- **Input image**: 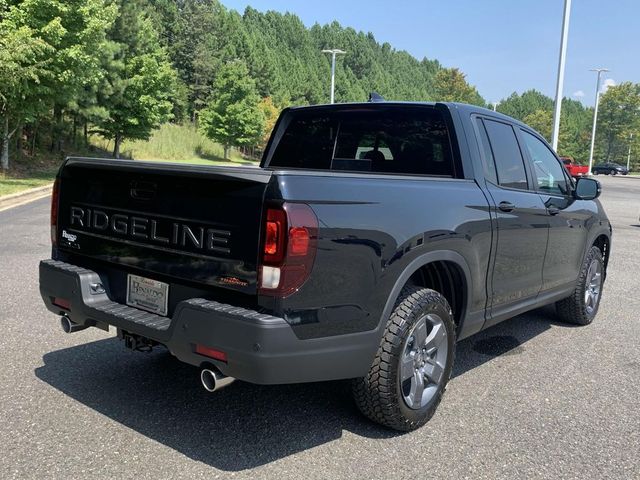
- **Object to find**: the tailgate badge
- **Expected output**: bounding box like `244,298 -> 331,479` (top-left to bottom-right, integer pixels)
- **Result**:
61,230 -> 80,249
219,276 -> 249,287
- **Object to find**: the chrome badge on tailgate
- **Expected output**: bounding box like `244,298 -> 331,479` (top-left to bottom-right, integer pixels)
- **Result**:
66,205 -> 231,257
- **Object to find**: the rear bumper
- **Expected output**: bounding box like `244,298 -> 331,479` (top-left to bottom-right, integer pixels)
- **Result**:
39,259 -> 377,384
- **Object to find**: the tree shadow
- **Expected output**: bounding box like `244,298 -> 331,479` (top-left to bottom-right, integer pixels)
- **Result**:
35,304 -> 571,471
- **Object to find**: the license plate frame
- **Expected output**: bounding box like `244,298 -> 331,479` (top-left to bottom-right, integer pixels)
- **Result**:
126,274 -> 169,316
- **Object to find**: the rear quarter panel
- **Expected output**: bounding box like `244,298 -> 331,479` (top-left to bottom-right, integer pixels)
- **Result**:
266,172 -> 493,339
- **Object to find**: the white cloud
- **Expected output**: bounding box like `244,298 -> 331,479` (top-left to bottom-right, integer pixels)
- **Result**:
601,78 -> 616,93
573,90 -> 585,98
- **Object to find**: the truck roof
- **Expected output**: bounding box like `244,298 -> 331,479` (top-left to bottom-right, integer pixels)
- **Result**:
286,101 -> 528,129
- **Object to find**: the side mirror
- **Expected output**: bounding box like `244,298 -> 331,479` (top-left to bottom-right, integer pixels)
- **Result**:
574,177 -> 601,200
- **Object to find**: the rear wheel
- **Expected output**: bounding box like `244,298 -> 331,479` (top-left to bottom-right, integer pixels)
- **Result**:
556,246 -> 604,325
610,169 -> 617,175
352,286 -> 456,431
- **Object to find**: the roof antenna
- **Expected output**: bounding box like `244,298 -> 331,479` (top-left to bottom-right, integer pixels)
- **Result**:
368,92 -> 385,103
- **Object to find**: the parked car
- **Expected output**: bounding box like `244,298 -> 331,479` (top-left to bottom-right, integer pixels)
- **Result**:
592,162 -> 629,175
40,101 -> 611,431
560,156 -> 589,178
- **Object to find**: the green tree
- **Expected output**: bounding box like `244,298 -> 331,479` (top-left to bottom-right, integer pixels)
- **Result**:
199,61 -> 265,159
596,82 -> 640,163
497,90 -> 553,120
0,0 -> 115,168
258,96 -> 280,149
433,68 -> 485,106
14,0 -> 117,151
0,18 -> 52,169
523,109 -> 553,141
498,90 -> 592,161
94,0 -> 177,158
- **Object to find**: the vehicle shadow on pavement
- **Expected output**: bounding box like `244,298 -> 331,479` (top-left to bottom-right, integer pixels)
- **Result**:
453,305 -> 566,377
35,305 -> 569,471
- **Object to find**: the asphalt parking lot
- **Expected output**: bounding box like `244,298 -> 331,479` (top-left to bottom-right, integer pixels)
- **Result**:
1,175 -> 639,479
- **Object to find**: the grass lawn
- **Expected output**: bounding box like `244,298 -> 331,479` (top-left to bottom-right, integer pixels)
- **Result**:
89,123 -> 257,165
0,124 -> 259,198
0,170 -> 57,197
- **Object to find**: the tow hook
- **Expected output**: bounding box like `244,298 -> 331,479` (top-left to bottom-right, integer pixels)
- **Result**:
119,330 -> 156,352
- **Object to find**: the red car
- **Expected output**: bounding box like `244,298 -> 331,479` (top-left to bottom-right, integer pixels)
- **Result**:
561,156 -> 589,178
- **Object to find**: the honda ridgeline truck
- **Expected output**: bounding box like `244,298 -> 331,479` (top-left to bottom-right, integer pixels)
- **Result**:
40,101 -> 611,431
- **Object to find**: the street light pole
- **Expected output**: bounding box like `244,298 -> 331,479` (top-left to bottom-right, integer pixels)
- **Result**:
628,133 -> 633,171
322,49 -> 346,104
551,0 -> 572,151
587,68 -> 610,174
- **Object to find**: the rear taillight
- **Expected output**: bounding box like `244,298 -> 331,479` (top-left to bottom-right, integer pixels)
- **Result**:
259,203 -> 318,297
50,178 -> 60,247
263,208 -> 286,263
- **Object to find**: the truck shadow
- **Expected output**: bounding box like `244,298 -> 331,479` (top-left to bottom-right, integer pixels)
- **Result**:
35,305 -> 565,471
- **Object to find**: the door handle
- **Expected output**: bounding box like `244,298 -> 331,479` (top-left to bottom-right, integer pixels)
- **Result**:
498,201 -> 515,212
547,206 -> 560,216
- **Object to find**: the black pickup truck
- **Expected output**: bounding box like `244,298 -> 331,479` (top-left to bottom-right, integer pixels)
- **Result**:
40,101 -> 611,431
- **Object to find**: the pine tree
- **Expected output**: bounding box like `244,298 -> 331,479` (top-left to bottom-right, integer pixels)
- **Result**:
199,60 -> 265,159
94,0 -> 178,158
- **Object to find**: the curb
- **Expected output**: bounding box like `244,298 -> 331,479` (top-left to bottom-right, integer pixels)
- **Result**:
0,183 -> 53,212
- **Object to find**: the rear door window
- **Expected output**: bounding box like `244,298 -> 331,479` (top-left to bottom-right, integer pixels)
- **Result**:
475,118 -> 498,184
483,119 -> 529,190
268,107 -> 456,176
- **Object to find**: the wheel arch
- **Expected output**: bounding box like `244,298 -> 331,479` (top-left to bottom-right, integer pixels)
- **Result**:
592,233 -> 611,275
378,250 -> 472,338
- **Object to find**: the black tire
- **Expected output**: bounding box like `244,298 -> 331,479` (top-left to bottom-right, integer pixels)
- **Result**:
593,170 -> 599,175
610,169 -> 617,175
352,285 -> 456,431
556,246 -> 605,325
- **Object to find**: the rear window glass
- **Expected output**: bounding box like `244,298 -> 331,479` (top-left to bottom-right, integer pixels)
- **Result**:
267,107 -> 455,176
483,119 -> 528,190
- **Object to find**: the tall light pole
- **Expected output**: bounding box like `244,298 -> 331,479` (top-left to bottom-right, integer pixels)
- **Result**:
551,0 -> 572,151
628,133 -> 633,171
588,68 -> 610,174
322,49 -> 346,104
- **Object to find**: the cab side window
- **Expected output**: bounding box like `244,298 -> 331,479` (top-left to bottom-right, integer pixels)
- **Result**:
483,119 -> 529,190
520,130 -> 569,196
475,118 -> 498,184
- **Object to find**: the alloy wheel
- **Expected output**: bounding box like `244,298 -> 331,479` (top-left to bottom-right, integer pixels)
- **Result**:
400,314 -> 448,410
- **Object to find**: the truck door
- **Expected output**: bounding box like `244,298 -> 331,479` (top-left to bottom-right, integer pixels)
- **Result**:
475,118 -> 549,326
518,128 -> 589,291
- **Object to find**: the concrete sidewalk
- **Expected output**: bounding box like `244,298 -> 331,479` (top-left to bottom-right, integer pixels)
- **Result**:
0,183 -> 53,212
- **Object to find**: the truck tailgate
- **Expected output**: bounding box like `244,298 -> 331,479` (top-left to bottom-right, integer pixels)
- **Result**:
56,158 -> 271,294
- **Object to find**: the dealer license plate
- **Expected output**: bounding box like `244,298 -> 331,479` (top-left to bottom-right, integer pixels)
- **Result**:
126,274 -> 169,316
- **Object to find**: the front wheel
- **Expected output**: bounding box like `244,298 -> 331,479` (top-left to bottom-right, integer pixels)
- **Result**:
556,246 -> 605,325
610,169 -> 617,175
352,286 -> 456,431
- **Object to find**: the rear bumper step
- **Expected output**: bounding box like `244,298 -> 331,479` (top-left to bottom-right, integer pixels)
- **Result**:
39,259 -> 376,384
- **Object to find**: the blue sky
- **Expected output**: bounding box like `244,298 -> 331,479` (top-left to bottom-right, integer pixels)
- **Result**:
222,0 -> 638,106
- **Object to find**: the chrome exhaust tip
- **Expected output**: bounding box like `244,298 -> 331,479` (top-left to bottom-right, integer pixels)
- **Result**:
60,315 -> 88,334
200,367 -> 235,392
